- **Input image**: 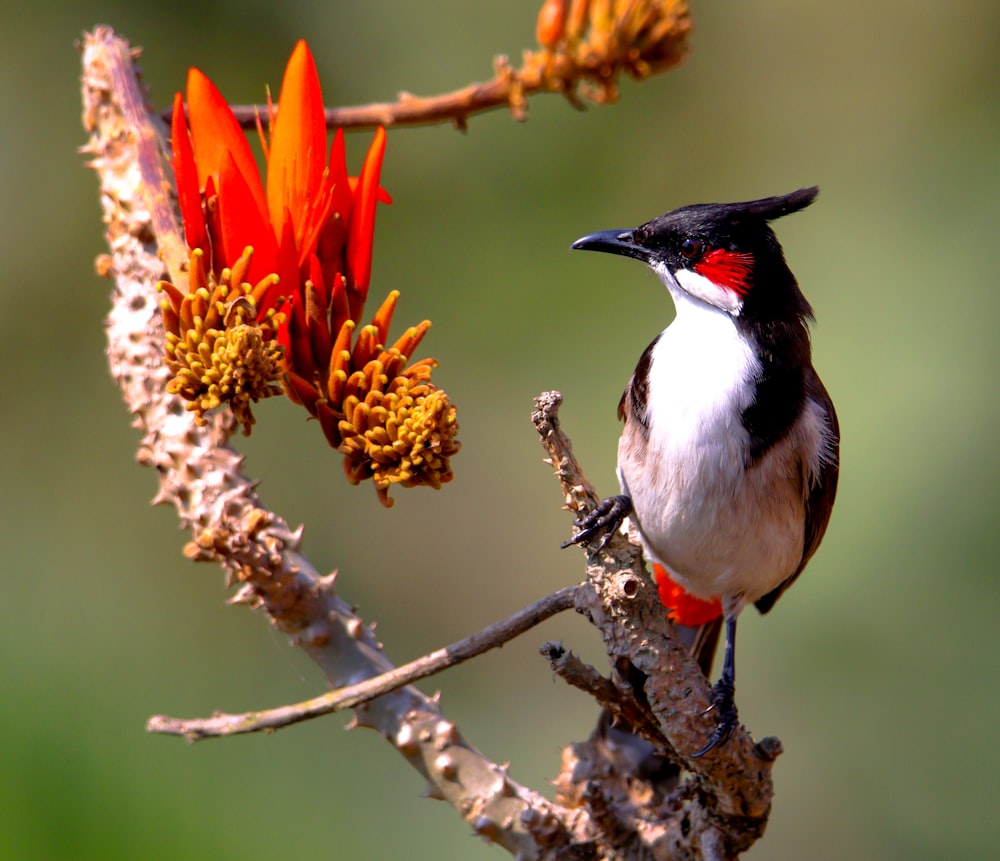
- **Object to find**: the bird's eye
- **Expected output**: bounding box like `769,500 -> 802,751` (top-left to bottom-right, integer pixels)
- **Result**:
680,238 -> 703,261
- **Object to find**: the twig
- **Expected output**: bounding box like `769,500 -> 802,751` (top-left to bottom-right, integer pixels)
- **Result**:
150,586 -> 578,740
541,641 -> 621,705
175,0 -> 692,131
227,56 -> 533,131
540,641 -> 671,753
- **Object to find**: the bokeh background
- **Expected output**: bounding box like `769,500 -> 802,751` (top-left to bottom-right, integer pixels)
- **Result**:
2,1 -> 998,858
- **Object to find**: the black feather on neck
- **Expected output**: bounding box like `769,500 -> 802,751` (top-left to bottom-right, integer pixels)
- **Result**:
735,254 -> 814,463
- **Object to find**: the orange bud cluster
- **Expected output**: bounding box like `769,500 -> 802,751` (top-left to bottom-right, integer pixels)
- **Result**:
532,0 -> 691,102
341,383 -> 459,503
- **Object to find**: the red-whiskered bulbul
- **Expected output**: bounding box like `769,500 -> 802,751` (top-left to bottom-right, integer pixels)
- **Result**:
564,187 -> 840,756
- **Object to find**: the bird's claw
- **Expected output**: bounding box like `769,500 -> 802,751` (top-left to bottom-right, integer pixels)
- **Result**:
691,677 -> 739,758
561,494 -> 633,550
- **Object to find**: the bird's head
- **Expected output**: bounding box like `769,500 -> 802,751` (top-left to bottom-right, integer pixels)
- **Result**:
572,187 -> 818,320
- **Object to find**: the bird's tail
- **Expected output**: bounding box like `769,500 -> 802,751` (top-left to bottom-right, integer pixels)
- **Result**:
673,615 -> 723,679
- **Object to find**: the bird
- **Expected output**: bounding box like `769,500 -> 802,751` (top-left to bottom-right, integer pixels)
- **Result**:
563,187 -> 839,756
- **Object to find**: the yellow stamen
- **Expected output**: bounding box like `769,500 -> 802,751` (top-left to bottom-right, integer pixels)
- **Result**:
158,248 -> 285,434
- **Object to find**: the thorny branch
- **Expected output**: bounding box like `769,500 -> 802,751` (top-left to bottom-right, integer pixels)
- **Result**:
82,15 -> 778,858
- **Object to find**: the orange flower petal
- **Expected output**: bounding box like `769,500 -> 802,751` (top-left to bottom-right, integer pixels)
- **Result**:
263,217 -> 301,313
274,293 -> 294,354
327,129 -> 353,227
287,287 -> 317,377
316,401 -> 342,447
304,280 -> 333,371
352,325 -> 381,369
330,319 -> 356,361
390,320 -> 431,359
347,177 -> 392,205
326,271 -> 350,337
305,254 -> 327,312
537,0 -> 569,49
284,370 -> 320,411
317,215 -> 348,311
346,126 -> 387,319
157,279 -> 186,313
399,357 -> 437,381
216,150 -> 279,282
369,290 -> 399,347
170,92 -> 207,255
314,131 -> 354,300
186,68 -> 268,221
202,176 -> 224,277
297,189 -> 339,272
266,41 -> 328,254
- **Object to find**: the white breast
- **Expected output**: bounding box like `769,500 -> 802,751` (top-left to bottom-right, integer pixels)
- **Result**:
617,282 -> 811,605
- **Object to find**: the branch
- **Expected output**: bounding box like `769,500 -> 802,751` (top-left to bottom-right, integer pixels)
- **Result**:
149,586 -> 577,740
209,0 -> 692,131
541,641 -> 672,755
533,391 -> 779,858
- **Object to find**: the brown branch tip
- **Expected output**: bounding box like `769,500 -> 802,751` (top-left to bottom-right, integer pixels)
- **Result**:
220,0 -> 692,130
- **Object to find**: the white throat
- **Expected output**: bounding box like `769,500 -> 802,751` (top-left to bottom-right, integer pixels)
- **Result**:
656,263 -> 744,316
644,266 -> 760,443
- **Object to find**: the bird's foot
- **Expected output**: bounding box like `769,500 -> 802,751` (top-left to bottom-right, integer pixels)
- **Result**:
691,676 -> 739,758
561,495 -> 632,550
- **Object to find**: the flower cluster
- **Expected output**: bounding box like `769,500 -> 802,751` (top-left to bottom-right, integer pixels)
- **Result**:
160,41 -> 459,505
160,247 -> 285,434
533,0 -> 691,102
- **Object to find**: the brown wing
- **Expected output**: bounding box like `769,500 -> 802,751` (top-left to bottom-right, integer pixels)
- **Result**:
618,335 -> 659,429
754,369 -> 840,614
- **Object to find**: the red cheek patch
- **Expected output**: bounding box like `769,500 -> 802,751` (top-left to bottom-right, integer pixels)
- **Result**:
694,248 -> 755,296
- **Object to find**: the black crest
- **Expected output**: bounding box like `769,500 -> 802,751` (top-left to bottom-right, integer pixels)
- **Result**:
730,187 -> 819,221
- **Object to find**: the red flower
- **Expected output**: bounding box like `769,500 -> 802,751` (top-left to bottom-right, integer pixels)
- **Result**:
163,41 -> 459,505
171,40 -> 388,322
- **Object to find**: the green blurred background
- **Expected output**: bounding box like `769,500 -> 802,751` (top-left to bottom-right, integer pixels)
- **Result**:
2,1 -> 998,858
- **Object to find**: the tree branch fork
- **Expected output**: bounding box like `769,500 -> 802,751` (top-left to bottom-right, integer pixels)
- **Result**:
83,22 -> 775,860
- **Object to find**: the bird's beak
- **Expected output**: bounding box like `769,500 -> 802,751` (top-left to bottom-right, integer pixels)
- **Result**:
571,229 -> 651,264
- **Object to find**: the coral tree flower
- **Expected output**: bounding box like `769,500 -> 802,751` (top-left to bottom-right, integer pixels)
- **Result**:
652,563 -> 722,627
159,246 -> 286,435
160,40 -> 459,505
